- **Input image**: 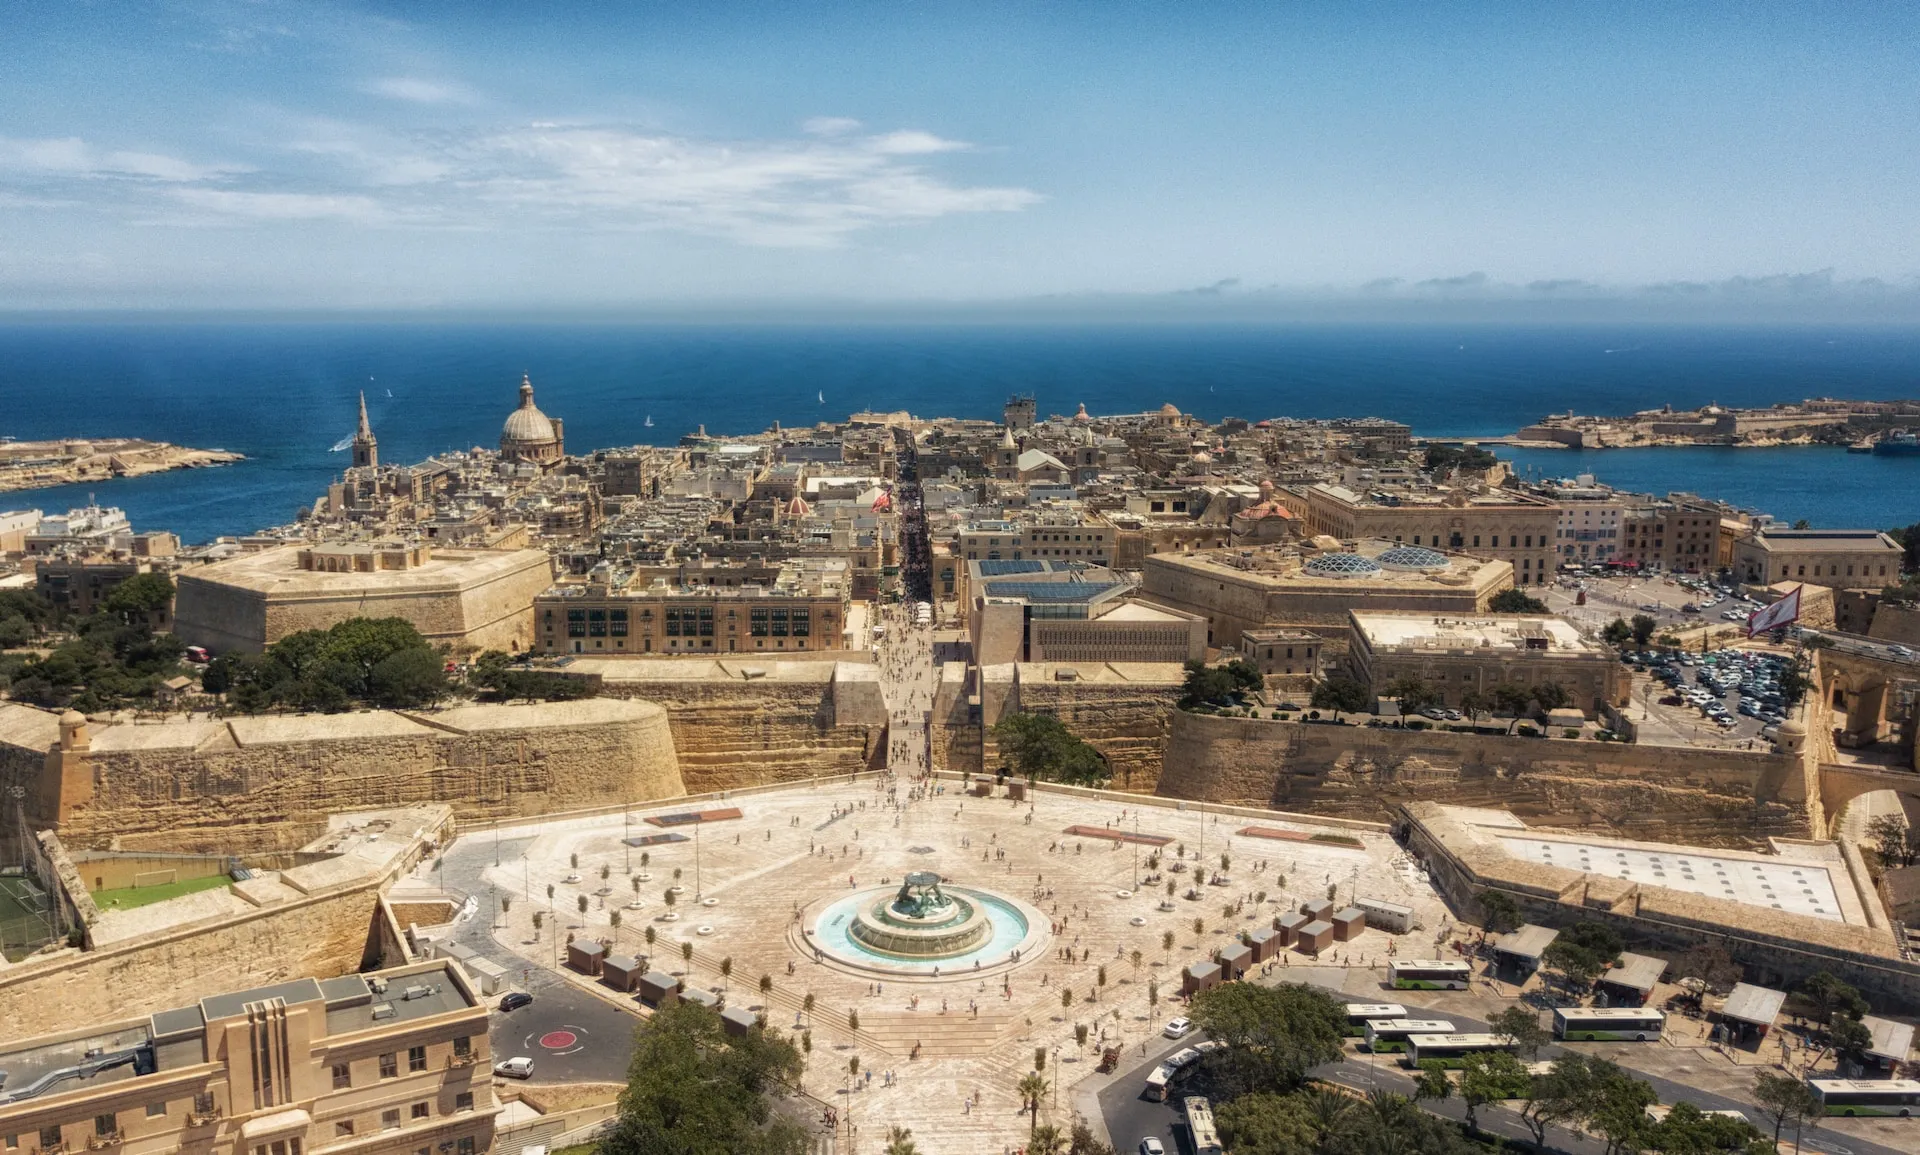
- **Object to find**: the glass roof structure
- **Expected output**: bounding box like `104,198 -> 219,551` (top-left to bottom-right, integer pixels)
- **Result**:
1302,552 -> 1383,577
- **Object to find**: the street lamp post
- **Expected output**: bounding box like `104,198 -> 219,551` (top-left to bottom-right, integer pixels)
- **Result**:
695,821 -> 703,901
624,804 -> 631,874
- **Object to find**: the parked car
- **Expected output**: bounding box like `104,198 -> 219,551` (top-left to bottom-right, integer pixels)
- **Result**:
493,1056 -> 535,1079
1163,1017 -> 1193,1039
1140,1140 -> 1167,1155
498,992 -> 533,1012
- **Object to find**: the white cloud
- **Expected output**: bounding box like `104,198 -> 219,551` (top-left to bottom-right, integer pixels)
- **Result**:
866,130 -> 966,155
0,137 -> 247,182
169,188 -> 388,223
802,117 -> 863,136
364,77 -> 481,106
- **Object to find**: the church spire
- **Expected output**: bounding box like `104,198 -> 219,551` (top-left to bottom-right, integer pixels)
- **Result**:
351,390 -> 378,470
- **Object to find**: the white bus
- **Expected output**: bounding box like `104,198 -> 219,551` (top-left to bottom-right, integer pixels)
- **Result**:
1388,959 -> 1472,990
1183,1096 -> 1224,1155
1807,1078 -> 1920,1118
1406,1033 -> 1519,1068
1142,1064 -> 1171,1102
1553,1007 -> 1666,1042
1362,1018 -> 1456,1054
1344,1003 -> 1409,1037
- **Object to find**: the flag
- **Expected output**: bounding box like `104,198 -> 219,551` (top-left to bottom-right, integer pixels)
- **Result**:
1746,585 -> 1801,637
871,490 -> 892,512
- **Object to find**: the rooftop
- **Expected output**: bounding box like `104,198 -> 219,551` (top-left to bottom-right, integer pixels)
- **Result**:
1352,612 -> 1593,653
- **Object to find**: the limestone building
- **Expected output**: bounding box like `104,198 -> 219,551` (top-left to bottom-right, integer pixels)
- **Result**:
0,960 -> 496,1155
499,374 -> 564,466
954,516 -> 1114,566
1731,528 -> 1904,590
1298,483 -> 1559,585
172,544 -> 553,654
1139,543 -> 1512,654
532,559 -> 851,656
967,565 -> 1206,666
1346,610 -> 1629,716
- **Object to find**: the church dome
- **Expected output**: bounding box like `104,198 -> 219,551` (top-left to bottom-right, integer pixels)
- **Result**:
502,375 -> 557,444
1159,403 -> 1181,417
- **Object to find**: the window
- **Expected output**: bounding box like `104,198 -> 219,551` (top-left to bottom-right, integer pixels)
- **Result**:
566,608 -> 586,637
698,607 -> 714,636
408,1045 -> 427,1073
458,1139 -> 477,1155
94,1114 -> 117,1138
193,1093 -> 216,1116
455,1092 -> 475,1113
610,609 -> 628,637
332,1063 -> 352,1089
588,608 -> 607,637
335,1121 -> 355,1138
411,1102 -> 430,1120
382,1109 -> 402,1132
379,1052 -> 397,1078
146,1102 -> 167,1118
40,1128 -> 61,1151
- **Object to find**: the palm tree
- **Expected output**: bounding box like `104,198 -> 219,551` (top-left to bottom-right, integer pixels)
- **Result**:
1016,1072 -> 1049,1133
1028,1122 -> 1067,1155
1304,1086 -> 1358,1147
884,1126 -> 918,1155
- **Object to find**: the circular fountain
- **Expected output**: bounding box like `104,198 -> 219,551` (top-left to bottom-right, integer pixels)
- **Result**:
807,871 -> 1045,975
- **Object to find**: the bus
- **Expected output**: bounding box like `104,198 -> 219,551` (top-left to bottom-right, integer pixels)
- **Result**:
1362,1019 -> 1456,1054
1388,960 -> 1472,990
1142,1065 -> 1171,1102
1344,1003 -> 1409,1037
1142,1045 -> 1214,1101
1406,1033 -> 1519,1068
1553,1007 -> 1666,1042
1807,1078 -> 1920,1118
1183,1096 -> 1224,1155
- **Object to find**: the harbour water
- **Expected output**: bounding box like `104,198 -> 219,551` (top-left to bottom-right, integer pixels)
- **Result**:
4,319 -> 1919,543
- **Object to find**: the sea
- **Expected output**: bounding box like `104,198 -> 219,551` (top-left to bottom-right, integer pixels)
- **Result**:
3,319 -> 1918,546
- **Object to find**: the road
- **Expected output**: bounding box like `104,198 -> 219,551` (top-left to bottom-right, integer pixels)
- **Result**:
437,835 -> 642,1085
1806,629 -> 1920,669
1096,985 -> 1904,1155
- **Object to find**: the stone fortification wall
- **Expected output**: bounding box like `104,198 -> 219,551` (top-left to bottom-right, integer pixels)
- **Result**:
1004,665 -> 1184,792
588,662 -> 882,792
1158,711 -> 1808,847
0,812 -> 442,1040
0,700 -> 683,856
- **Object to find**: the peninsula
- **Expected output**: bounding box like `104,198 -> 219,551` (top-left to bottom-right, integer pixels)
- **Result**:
1510,396 -> 1920,448
0,436 -> 242,494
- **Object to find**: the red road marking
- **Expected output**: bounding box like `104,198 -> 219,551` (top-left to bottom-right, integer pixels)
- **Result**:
538,1030 -> 578,1050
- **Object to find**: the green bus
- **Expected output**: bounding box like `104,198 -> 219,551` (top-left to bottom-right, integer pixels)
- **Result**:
1362,1018 -> 1455,1054
1405,1033 -> 1519,1069
1343,1003 -> 1408,1037
1388,960 -> 1472,990
1552,1007 -> 1665,1042
1807,1078 -> 1920,1118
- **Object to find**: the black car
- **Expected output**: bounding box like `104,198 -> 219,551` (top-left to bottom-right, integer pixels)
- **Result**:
498,992 -> 533,1012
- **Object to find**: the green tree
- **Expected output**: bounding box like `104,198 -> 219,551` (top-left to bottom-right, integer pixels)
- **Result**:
1491,588 -> 1549,613
1831,1013 -> 1873,1068
1751,1071 -> 1822,1148
1413,1059 -> 1453,1108
1630,614 -> 1659,647
1187,982 -> 1345,1100
1383,675 -> 1439,718
597,1001 -> 808,1155
1458,688 -> 1491,725
1647,1100 -> 1768,1155
1585,1060 -> 1658,1155
1893,520 -> 1920,573
1491,1006 -> 1549,1061
1798,970 -> 1869,1028
1027,1123 -> 1067,1155
992,711 -> 1110,786
1532,681 -> 1572,712
1520,1054 -> 1604,1154
1491,681 -> 1537,732
1016,1072 -> 1049,1133
884,1125 -> 918,1155
1866,813 -> 1920,868
1541,923 -> 1622,995
101,571 -> 175,624
1213,1090 -> 1319,1155
1180,660 -> 1243,709
1601,618 -> 1633,647
1476,888 -> 1523,934
1777,653 -> 1814,707
1309,676 -> 1372,721
1457,1049 -> 1530,1133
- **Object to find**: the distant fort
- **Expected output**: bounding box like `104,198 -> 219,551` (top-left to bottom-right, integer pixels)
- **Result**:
0,437 -> 242,494
1509,397 -> 1920,449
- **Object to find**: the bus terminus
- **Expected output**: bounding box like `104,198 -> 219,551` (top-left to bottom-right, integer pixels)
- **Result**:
1553,1007 -> 1666,1042
1388,959 -> 1472,990
1344,1003 -> 1409,1037
1362,1019 -> 1456,1054
1807,1079 -> 1920,1117
1405,1033 -> 1521,1068
1183,1096 -> 1225,1155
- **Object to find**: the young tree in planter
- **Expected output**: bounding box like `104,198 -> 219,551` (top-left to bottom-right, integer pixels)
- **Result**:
1752,1071 -> 1822,1148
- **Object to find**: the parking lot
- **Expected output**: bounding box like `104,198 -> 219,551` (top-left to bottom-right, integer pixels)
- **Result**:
1542,570 -> 1770,641
1629,648 -> 1796,749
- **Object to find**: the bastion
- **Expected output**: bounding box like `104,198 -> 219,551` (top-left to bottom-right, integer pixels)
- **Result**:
0,698 -> 684,857
172,542 -> 553,654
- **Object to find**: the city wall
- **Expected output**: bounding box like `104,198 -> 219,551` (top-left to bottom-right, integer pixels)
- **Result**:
0,700 -> 684,857
0,814 -> 441,1040
1156,711 -> 1808,847
943,662 -> 1185,790
587,661 -> 884,792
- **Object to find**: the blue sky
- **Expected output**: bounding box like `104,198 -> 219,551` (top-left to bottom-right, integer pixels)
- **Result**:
2,1 -> 1917,311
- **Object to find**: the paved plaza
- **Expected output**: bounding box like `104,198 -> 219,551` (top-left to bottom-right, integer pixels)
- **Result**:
469,777 -> 1443,1154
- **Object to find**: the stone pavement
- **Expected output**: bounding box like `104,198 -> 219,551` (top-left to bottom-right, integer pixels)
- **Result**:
468,778 -> 1442,1154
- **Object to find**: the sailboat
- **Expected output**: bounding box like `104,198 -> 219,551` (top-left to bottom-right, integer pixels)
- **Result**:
818,391 -> 825,404
644,415 -> 654,428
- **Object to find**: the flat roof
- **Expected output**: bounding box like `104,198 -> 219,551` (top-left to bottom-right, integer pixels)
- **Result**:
1496,836 -> 1847,922
1861,1015 -> 1915,1063
1353,612 -> 1593,653
1598,952 -> 1668,993
1719,983 -> 1787,1026
1495,924 -> 1560,961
